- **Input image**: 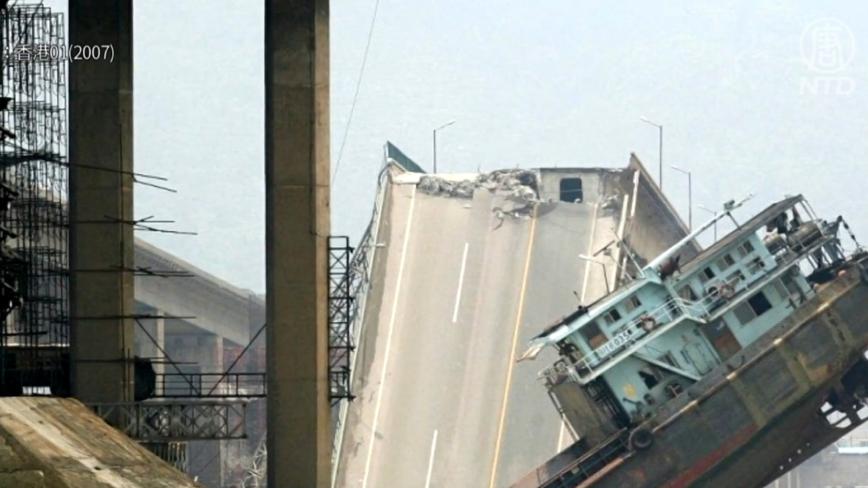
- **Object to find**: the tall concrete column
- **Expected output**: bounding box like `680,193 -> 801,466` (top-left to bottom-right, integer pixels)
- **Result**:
135,310 -> 165,395
196,333 -> 224,392
68,1 -> 135,405
265,1 -> 331,487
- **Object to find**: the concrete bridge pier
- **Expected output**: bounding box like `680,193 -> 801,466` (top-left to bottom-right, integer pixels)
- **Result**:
168,332 -> 226,488
265,0 -> 332,486
135,309 -> 166,395
68,0 -> 136,408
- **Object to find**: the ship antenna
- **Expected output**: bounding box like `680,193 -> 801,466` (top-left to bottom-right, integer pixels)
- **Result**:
645,193 -> 755,276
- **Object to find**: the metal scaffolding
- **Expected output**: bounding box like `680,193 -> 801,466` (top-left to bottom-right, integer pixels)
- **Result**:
328,235 -> 355,405
0,2 -> 69,397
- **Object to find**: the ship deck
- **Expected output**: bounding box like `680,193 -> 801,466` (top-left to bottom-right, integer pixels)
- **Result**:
513,255 -> 868,488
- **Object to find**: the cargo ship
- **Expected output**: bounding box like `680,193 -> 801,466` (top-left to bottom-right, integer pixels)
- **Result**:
511,194 -> 868,488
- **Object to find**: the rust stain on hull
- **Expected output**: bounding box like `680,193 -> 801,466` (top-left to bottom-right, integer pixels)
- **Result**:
519,262 -> 868,488
660,425 -> 757,488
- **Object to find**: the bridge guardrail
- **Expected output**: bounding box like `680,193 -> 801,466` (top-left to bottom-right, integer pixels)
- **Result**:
153,372 -> 267,398
330,154 -> 395,483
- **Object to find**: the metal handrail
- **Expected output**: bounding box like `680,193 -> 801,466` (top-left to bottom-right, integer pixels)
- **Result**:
331,159 -> 393,483
153,372 -> 266,398
543,274 -> 751,384
544,244 -> 824,386
577,296 -> 688,371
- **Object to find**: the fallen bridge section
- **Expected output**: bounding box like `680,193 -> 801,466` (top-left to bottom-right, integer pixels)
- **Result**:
333,143 -> 697,488
0,397 -> 203,488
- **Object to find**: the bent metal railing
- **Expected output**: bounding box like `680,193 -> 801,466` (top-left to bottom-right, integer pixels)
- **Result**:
540,274 -> 752,386
330,157 -> 395,484
541,241 -> 831,386
153,372 -> 266,398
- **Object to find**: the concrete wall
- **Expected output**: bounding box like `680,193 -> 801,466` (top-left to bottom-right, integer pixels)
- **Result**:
537,155 -> 699,285
622,153 -> 700,269
536,168 -> 617,204
0,397 -> 201,488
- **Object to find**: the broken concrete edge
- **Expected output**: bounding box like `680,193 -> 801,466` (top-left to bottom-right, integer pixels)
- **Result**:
0,397 -> 204,488
389,164 -> 541,202
627,153 -> 696,248
0,424 -> 52,488
331,160 -> 393,484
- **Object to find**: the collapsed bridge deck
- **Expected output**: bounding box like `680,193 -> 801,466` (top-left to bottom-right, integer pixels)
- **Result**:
333,144 -> 694,488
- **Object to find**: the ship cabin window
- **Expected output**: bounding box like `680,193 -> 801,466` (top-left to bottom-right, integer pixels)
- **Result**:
780,274 -> 802,298
772,280 -> 791,304
726,270 -> 746,286
557,339 -> 581,361
581,321 -> 607,349
602,309 -> 622,326
699,267 -> 716,283
639,365 -> 664,389
666,298 -> 682,319
774,275 -> 806,306
716,254 -> 736,272
737,240 -> 755,258
624,296 -> 642,313
733,291 -> 773,325
560,178 -> 583,203
748,291 -> 773,315
677,284 -> 697,301
748,257 -> 765,275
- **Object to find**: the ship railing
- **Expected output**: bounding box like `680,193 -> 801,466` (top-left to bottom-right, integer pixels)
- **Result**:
571,296 -> 685,376
686,272 -> 757,317
544,274 -> 756,385
540,358 -> 582,387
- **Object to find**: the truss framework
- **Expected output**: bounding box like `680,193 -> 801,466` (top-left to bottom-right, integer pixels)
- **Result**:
88,401 -> 248,441
328,235 -> 355,405
0,1 -> 70,396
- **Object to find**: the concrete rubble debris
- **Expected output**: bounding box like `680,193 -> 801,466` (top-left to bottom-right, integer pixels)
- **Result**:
417,169 -> 541,202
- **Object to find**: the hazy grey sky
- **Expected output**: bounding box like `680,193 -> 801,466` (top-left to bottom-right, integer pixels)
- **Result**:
46,0 -> 868,293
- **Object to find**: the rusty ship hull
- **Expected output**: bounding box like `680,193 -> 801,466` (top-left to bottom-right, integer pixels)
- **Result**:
512,256 -> 868,488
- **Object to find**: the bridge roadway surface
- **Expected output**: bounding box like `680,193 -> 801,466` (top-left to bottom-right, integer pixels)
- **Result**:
337,177 -> 616,488
134,238 -> 263,347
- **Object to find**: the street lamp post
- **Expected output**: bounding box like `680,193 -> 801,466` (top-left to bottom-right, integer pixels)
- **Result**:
698,205 -> 718,241
640,117 -> 663,189
671,165 -> 692,231
433,119 -> 456,174
578,254 -> 610,294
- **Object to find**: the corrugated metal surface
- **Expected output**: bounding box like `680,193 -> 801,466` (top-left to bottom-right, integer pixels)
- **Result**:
0,397 -> 202,488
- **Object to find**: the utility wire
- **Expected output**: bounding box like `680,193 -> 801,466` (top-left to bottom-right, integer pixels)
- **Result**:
332,0 -> 381,186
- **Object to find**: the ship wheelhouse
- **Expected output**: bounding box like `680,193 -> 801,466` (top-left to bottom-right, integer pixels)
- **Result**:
522,194 -> 861,441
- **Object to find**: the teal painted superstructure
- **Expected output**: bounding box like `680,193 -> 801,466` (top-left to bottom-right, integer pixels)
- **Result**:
522,194 -> 852,430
